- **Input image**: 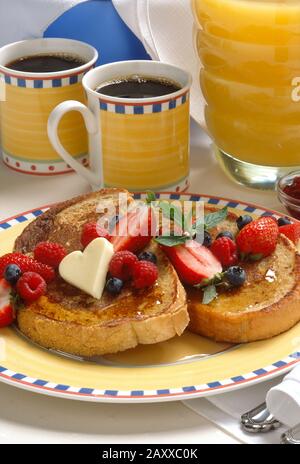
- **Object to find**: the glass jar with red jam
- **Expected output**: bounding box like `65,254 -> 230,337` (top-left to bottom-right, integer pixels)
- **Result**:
277,171 -> 300,219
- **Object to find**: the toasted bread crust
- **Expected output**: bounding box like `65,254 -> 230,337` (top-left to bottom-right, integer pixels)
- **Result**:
17,271 -> 188,357
14,188 -> 131,254
188,235 -> 300,343
14,189 -> 189,356
14,191 -> 300,348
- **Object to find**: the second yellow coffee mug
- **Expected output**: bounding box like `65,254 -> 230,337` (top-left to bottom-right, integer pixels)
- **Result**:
48,61 -> 192,191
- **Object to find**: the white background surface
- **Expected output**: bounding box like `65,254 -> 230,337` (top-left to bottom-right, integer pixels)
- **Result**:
0,122 -> 286,444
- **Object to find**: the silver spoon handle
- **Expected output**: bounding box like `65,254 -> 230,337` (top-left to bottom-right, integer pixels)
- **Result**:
241,402 -> 281,433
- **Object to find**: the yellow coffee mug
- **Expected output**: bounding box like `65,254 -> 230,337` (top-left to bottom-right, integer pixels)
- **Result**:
48,61 -> 192,191
0,38 -> 98,175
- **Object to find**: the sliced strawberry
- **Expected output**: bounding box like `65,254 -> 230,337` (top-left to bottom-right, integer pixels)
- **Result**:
161,240 -> 222,285
279,222 -> 300,244
0,279 -> 14,328
110,206 -> 156,253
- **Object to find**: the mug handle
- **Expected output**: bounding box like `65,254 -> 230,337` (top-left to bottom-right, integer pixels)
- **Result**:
47,100 -> 103,189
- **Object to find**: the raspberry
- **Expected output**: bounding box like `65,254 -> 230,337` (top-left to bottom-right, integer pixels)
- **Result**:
81,222 -> 111,248
0,253 -> 55,283
236,217 -> 279,259
109,251 -> 138,281
279,222 -> 300,244
34,242 -> 66,268
211,237 -> 238,268
16,272 -> 46,304
132,261 -> 158,289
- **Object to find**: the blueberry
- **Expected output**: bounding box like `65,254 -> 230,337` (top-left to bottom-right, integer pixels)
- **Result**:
194,230 -> 212,247
278,217 -> 291,227
109,215 -> 119,231
236,215 -> 253,230
216,231 -> 234,241
138,251 -> 157,264
225,266 -> 246,287
106,277 -> 123,295
203,230 -> 212,248
4,264 -> 22,285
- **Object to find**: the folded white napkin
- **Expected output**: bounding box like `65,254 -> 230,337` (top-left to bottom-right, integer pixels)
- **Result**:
267,364 -> 300,428
184,365 -> 300,444
113,0 -> 159,59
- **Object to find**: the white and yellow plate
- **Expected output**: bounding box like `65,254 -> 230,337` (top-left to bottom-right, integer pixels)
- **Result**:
0,192 -> 299,403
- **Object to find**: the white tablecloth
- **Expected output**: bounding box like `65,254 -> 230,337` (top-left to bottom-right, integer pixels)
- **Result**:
0,122 -> 285,444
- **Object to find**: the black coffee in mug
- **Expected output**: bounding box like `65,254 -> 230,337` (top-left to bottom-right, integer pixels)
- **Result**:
6,54 -> 86,73
96,75 -> 181,99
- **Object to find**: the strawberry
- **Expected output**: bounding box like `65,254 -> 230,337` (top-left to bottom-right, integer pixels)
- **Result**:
34,242 -> 66,268
16,272 -> 47,304
132,261 -> 158,289
279,222 -> 300,244
211,237 -> 238,268
0,279 -> 14,328
110,206 -> 155,253
161,240 -> 222,286
81,222 -> 111,248
0,253 -> 55,283
109,251 -> 138,281
236,216 -> 279,259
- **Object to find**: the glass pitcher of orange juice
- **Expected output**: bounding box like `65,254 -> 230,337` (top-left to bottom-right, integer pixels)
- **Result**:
192,0 -> 300,189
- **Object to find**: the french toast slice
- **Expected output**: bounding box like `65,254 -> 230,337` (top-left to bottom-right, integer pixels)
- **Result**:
14,189 -> 188,356
187,211 -> 300,343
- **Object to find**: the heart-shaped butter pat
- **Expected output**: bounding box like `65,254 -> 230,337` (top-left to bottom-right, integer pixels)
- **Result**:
59,238 -> 114,299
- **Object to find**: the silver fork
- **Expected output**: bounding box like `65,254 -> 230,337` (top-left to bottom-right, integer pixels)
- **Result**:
241,402 -> 281,433
241,402 -> 300,444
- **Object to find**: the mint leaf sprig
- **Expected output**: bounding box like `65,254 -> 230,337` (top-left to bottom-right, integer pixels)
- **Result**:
154,236 -> 188,247
157,201 -> 185,231
194,272 -> 232,305
193,207 -> 228,236
147,192 -> 192,246
194,272 -> 224,289
146,191 -> 229,247
155,203 -> 228,247
202,285 -> 218,305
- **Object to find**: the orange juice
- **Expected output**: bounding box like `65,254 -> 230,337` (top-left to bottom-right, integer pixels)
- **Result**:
193,0 -> 300,168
